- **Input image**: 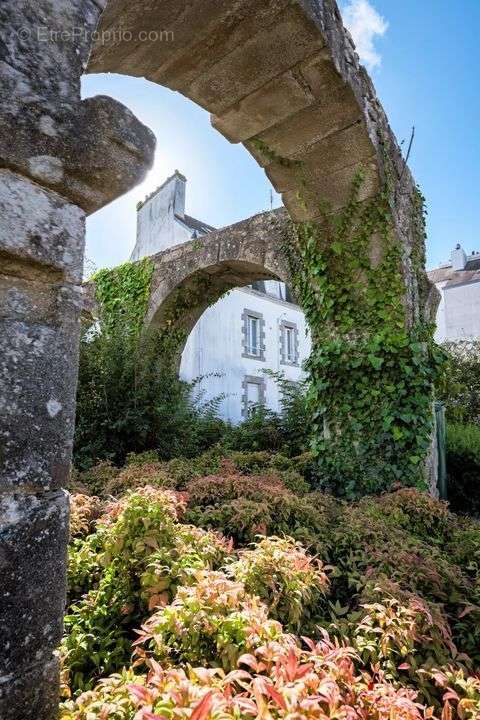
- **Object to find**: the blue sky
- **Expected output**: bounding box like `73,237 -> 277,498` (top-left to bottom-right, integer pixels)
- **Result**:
83,0 -> 479,273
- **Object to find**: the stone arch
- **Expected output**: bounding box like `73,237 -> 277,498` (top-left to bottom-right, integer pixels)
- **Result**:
0,2 -> 437,718
87,0 -> 394,236
144,209 -> 291,365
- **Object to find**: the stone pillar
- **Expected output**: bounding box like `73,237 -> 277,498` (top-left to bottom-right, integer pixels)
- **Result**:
0,172 -> 85,718
0,3 -> 155,717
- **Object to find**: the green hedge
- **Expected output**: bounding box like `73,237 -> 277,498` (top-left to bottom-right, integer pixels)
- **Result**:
446,422 -> 480,515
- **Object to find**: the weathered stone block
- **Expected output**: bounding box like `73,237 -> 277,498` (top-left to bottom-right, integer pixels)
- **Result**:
0,170 -> 85,282
0,490 -> 69,674
0,0 -> 101,103
264,123 -> 375,193
211,70 -> 315,143
283,160 -> 380,219
247,85 -> 363,165
89,0 -> 291,90
0,97 -> 156,215
187,4 -> 325,115
0,656 -> 60,720
0,307 -> 81,493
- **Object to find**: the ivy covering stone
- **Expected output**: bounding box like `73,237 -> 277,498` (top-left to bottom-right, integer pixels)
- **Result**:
282,170 -> 444,497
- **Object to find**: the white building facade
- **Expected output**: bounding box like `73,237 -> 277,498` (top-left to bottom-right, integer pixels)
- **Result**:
428,244 -> 480,343
131,172 -> 311,424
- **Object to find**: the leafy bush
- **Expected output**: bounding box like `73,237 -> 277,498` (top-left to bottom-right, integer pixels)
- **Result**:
140,525 -> 230,611
77,460 -> 120,496
439,341 -> 480,424
325,495 -> 480,668
353,488 -> 453,545
227,536 -> 329,631
429,666 -> 480,719
185,475 -> 480,665
62,459 -> 480,716
185,467 -> 289,507
75,322 -> 228,469
184,470 -> 338,550
64,488 -> 230,692
221,405 -> 284,452
103,462 -> 175,497
219,374 -> 310,457
61,634 -> 445,720
134,570 -> 287,671
226,450 -> 275,473
69,494 -> 104,538
344,592 -> 458,703
125,450 -> 160,465
225,451 -> 312,493
446,422 -> 480,516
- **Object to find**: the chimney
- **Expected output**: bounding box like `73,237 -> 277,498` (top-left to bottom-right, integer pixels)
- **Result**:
172,170 -> 186,219
131,171 -> 188,261
451,244 -> 467,271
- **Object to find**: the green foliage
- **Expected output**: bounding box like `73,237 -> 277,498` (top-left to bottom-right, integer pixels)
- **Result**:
135,570 -> 286,671
75,322 -> 227,469
184,467 -> 338,551
62,461 -> 480,716
184,466 -> 480,668
64,488 -> 229,692
280,168 -> 442,497
103,462 -> 176,497
325,494 -> 480,667
75,259 -> 229,468
436,341 -> 480,516
439,340 -> 480,424
446,422 -> 480,516
92,259 -> 154,336
76,460 -> 119,495
227,536 -> 329,631
69,494 -> 104,539
61,635 -> 448,720
346,594 -> 456,703
220,374 -> 311,457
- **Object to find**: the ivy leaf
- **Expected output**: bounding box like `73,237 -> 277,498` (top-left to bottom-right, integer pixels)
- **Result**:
331,241 -> 344,255
368,355 -> 384,371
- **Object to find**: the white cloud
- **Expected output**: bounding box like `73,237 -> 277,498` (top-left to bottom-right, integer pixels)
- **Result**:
341,0 -> 388,70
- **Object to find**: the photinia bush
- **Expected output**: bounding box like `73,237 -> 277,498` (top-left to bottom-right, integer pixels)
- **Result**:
61,634 -> 441,720
69,494 -> 104,539
134,570 -> 289,671
62,465 -> 480,715
227,535 -> 329,631
63,488 -> 232,692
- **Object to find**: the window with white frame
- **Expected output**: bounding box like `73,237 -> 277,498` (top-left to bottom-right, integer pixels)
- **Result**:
285,325 -> 295,362
242,309 -> 265,360
242,375 -> 266,416
247,315 -> 260,356
280,320 -> 299,366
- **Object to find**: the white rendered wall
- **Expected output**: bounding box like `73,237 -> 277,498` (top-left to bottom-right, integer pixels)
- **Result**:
433,281 -> 448,343
180,286 -> 311,424
443,282 -> 480,341
131,175 -> 190,260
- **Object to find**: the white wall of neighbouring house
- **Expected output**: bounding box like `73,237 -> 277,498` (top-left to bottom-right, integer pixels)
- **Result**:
131,171 -> 192,260
433,280 -> 448,343
132,171 -> 311,423
443,281 -> 480,341
429,244 -> 480,344
180,285 -> 311,425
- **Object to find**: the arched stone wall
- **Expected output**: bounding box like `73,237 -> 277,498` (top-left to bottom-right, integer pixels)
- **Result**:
0,2 -> 434,717
144,209 -> 291,365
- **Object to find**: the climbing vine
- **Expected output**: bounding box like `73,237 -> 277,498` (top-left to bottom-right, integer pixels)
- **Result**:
93,258 -> 225,369
88,148 -> 443,498
256,147 -> 444,497
93,258 -> 155,336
